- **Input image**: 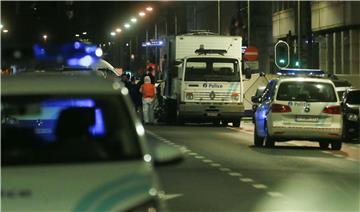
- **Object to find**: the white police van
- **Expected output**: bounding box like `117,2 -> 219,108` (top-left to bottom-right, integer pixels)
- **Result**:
252,69 -> 343,150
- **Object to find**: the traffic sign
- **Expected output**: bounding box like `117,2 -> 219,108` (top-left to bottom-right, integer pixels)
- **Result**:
244,46 -> 258,61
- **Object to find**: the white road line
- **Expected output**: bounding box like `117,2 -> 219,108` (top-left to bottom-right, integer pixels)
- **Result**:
334,154 -> 345,158
346,158 -> 358,162
188,152 -> 198,156
210,163 -> 221,167
252,184 -> 268,189
220,168 -> 231,172
239,178 -> 254,183
321,151 -> 332,154
202,159 -> 213,163
229,172 -> 242,177
195,156 -> 205,159
267,192 -> 284,197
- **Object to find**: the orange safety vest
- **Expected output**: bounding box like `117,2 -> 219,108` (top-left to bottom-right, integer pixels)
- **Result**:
141,83 -> 155,98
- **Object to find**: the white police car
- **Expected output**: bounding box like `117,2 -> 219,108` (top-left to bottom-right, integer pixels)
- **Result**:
1,73 -> 182,211
252,70 -> 343,150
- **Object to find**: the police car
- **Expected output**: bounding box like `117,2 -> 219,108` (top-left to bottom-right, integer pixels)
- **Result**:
1,73 -> 182,211
252,69 -> 343,150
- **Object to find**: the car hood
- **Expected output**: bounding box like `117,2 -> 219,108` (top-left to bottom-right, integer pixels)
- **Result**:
2,161 -> 158,211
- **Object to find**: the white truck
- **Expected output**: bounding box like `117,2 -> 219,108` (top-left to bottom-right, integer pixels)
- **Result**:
159,32 -> 251,126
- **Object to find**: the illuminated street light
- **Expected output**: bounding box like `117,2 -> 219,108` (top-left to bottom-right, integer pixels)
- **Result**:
82,32 -> 87,35
146,7 -> 153,12
2,29 -> 9,33
75,34 -> 80,37
116,28 -> 122,33
130,18 -> 137,23
139,12 -> 146,17
43,34 -> 48,40
124,23 -> 130,28
110,31 -> 116,36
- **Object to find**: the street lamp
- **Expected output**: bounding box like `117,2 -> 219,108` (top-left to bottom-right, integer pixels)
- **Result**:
43,34 -> 48,41
75,34 -> 80,37
139,12 -> 146,17
2,29 -> 9,33
110,31 -> 116,36
130,18 -> 137,23
124,23 -> 130,29
116,28 -> 122,33
146,7 -> 153,12
82,32 -> 87,35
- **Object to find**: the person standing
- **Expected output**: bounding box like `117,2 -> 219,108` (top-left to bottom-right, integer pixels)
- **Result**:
129,76 -> 142,116
140,76 -> 156,124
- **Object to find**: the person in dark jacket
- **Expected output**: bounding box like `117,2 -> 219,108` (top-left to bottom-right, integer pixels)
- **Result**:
129,76 -> 142,113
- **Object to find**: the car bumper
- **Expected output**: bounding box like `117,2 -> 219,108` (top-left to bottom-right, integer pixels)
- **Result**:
269,125 -> 343,140
179,102 -> 244,120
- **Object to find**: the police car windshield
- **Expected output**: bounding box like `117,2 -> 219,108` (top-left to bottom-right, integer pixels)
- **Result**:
347,90 -> 360,104
277,81 -> 337,102
184,58 -> 240,82
2,95 -> 142,166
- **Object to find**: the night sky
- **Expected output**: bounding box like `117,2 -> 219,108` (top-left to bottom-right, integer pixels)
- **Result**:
1,1 -> 158,47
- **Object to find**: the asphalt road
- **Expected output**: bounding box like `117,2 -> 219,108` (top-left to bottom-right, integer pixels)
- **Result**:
145,120 -> 360,212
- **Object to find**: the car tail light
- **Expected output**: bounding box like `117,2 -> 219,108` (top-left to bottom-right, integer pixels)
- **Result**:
271,103 -> 292,113
322,105 -> 341,114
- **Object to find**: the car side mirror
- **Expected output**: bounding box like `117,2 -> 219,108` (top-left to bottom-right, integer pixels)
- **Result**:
251,96 -> 261,103
152,144 -> 184,166
244,68 -> 252,79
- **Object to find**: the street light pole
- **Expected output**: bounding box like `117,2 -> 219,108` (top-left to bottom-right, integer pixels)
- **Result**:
297,0 -> 301,64
217,0 -> 221,34
247,0 -> 250,46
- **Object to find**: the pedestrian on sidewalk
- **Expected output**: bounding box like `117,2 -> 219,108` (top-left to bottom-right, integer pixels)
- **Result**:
140,76 -> 157,124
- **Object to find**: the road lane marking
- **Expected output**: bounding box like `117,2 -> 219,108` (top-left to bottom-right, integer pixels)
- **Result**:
334,154 -> 345,158
267,192 -> 284,197
195,156 -> 205,159
252,184 -> 268,189
239,178 -> 254,182
346,158 -> 357,162
188,152 -> 198,156
229,172 -> 242,177
219,168 -> 231,172
210,163 -> 221,167
202,159 -> 213,163
321,151 -> 331,154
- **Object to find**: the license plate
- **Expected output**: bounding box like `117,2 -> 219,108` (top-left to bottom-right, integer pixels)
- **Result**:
207,112 -> 218,117
295,116 -> 319,122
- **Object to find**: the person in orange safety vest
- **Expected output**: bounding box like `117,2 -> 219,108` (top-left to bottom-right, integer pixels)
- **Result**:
139,76 -> 157,124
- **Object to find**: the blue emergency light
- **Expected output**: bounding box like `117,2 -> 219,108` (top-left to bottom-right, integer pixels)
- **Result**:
276,68 -> 325,77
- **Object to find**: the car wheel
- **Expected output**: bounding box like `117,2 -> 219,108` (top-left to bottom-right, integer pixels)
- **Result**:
222,120 -> 229,127
331,140 -> 342,150
232,120 -> 241,128
254,123 -> 264,147
264,123 -> 275,148
213,120 -> 221,127
319,141 -> 329,149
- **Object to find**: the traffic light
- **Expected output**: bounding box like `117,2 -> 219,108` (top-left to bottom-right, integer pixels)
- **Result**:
275,40 -> 290,69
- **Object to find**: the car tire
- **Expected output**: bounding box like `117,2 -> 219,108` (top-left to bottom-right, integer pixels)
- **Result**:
264,123 -> 275,148
331,140 -> 342,150
319,141 -> 329,149
254,123 -> 264,147
222,120 -> 229,127
213,120 -> 221,127
232,119 -> 241,128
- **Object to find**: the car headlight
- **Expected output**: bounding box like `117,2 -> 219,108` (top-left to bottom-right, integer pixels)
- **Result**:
185,92 -> 193,100
231,93 -> 239,101
347,113 -> 359,122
